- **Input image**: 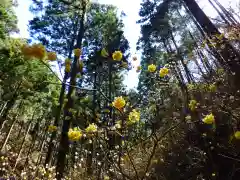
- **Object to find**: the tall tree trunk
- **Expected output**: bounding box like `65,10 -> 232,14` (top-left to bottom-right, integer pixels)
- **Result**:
187,30 -> 213,73
86,60 -> 98,175
36,127 -> 49,166
24,117 -> 41,166
213,0 -> 239,25
56,3 -> 86,179
0,81 -> 22,127
208,0 -> 230,26
183,0 -> 240,89
45,14 -> 79,166
13,121 -> 32,170
0,101 -> 23,150
163,40 -> 187,93
0,102 -> 7,116
1,115 -> 18,151
175,8 -> 209,76
182,0 -> 237,69
170,32 -> 194,83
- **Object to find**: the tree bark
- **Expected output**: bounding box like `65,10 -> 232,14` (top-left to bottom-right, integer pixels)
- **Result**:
0,80 -> 21,127
56,3 -> 87,179
13,121 -> 32,170
208,0 -> 230,26
183,0 -> 240,89
170,32 -> 194,83
45,13 -> 80,166
213,0 -> 239,25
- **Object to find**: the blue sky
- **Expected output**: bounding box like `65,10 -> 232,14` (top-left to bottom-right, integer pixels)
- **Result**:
13,0 -> 238,89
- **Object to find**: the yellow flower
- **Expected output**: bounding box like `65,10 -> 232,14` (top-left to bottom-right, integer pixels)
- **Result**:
112,96 -> 126,109
47,52 -> 57,61
21,44 -> 46,60
128,109 -> 140,125
112,50 -> 123,61
48,125 -> 57,132
234,131 -> 240,139
31,44 -> 46,60
21,44 -> 33,58
65,58 -> 71,65
159,67 -> 169,77
189,100 -> 197,111
101,48 -> 109,57
65,64 -> 71,73
148,64 -> 156,73
136,66 -> 141,72
202,113 -> 215,124
68,128 -> 82,141
132,56 -> 137,61
74,48 -> 82,57
85,123 -> 98,133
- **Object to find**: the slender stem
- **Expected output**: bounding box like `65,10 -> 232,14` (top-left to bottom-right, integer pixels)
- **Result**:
126,148 -> 140,180
141,121 -> 183,180
40,60 -> 63,83
218,153 -> 240,163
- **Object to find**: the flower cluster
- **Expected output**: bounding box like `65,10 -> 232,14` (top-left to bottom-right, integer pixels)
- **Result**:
147,64 -> 169,77
159,67 -> 169,77
202,113 -> 215,124
148,64 -> 156,72
112,96 -> 126,110
68,127 -> 82,141
65,58 -> 72,73
85,123 -> 98,134
127,109 -> 140,125
47,52 -> 57,61
21,44 -> 46,60
112,50 -> 123,61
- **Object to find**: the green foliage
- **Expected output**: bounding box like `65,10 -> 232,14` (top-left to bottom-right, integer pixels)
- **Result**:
0,0 -> 18,39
